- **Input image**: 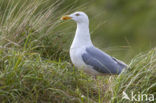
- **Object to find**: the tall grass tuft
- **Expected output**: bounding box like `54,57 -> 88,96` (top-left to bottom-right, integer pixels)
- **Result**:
111,48 -> 156,103
0,0 -> 72,60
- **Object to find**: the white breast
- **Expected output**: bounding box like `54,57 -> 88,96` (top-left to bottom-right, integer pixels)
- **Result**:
70,47 -> 86,69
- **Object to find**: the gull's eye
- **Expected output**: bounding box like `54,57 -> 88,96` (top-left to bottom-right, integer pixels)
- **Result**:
75,13 -> 80,16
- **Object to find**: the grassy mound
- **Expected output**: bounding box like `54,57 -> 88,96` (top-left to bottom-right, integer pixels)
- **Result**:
0,47 -> 155,103
0,48 -> 110,103
111,48 -> 156,103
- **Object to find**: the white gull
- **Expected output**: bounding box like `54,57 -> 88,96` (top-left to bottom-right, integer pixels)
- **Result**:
61,11 -> 127,76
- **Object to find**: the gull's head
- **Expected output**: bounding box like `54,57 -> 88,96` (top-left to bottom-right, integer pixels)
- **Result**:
61,11 -> 89,24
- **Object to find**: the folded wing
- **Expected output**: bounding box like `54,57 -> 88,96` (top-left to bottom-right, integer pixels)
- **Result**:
82,46 -> 127,74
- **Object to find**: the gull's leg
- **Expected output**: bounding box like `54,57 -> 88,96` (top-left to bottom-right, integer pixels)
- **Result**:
108,76 -> 113,94
109,76 -> 112,83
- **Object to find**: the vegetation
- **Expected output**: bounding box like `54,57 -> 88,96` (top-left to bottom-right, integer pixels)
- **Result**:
0,0 -> 155,103
111,48 -> 156,103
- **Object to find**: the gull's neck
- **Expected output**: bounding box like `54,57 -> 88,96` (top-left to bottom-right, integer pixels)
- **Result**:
70,22 -> 93,49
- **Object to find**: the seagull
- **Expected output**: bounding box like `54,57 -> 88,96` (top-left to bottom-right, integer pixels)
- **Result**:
61,11 -> 127,76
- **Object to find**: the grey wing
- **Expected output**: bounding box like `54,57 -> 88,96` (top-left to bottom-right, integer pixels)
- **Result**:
112,57 -> 127,69
82,46 -> 127,74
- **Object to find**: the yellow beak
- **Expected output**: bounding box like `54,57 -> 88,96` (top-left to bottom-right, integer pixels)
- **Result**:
61,15 -> 72,20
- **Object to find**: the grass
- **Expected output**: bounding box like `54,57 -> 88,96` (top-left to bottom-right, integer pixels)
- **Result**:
0,43 -> 155,103
0,47 -> 108,103
0,0 -> 71,60
0,0 -> 155,103
111,48 -> 156,103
